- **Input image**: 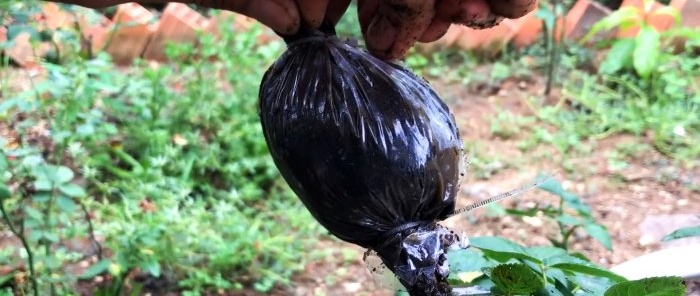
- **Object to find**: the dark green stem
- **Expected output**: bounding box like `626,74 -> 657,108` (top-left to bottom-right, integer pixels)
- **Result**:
0,200 -> 39,296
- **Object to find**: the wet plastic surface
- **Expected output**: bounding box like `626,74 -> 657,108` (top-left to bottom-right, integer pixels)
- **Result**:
258,25 -> 465,295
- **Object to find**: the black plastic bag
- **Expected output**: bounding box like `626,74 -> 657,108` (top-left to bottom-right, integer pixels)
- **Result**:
258,25 -> 465,296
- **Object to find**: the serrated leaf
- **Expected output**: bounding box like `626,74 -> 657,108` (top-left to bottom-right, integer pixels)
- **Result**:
583,223 -> 613,250
489,263 -> 544,295
633,26 -> 661,78
56,195 -> 77,213
604,276 -> 686,296
661,225 -> 700,241
59,183 -> 86,198
600,39 -> 635,74
80,259 -> 111,279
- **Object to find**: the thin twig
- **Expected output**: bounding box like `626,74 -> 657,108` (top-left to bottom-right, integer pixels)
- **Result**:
0,199 -> 39,296
79,200 -> 103,260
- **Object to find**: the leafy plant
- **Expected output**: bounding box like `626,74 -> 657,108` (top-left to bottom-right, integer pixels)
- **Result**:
505,178 -> 612,251
446,236 -> 686,296
581,0 -> 682,78
1,5 -> 322,295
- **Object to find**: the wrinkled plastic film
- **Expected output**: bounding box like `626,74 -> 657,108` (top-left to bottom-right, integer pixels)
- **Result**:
259,27 -> 464,295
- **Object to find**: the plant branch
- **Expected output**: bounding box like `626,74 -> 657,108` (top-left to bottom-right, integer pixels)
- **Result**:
0,199 -> 39,296
79,200 -> 103,260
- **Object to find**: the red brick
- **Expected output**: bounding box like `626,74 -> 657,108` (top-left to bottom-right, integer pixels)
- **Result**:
565,0 -> 613,40
454,19 -> 519,51
0,27 -> 6,44
40,2 -> 73,31
206,11 -> 256,37
142,3 -> 209,62
5,32 -> 51,67
512,11 -> 544,48
104,3 -> 156,65
670,0 -> 700,27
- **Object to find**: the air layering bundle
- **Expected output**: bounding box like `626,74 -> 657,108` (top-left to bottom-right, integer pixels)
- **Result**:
258,24 -> 467,296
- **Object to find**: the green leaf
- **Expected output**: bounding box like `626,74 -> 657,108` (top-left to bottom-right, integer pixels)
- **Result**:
550,262 -> 626,283
80,259 -> 111,279
33,179 -> 53,191
600,39 -> 635,74
555,214 -> 583,226
583,223 -> 613,250
32,192 -> 51,203
56,195 -> 77,213
0,184 -> 10,200
43,231 -> 59,243
24,206 -> 44,221
55,166 -> 75,184
447,248 -> 495,274
661,225 -> 700,242
0,271 -> 16,286
489,263 -> 544,295
604,276 -> 686,296
0,154 -> 7,171
535,284 -> 567,296
572,274 -> 616,295
633,26 -> 661,79
141,261 -> 161,277
537,178 -> 592,216
59,183 -> 87,198
526,246 -> 568,261
470,236 -> 543,264
581,7 -> 640,42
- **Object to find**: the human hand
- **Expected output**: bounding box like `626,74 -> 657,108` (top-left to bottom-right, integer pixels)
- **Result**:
58,0 -> 351,36
55,0 -> 537,61
358,0 -> 538,60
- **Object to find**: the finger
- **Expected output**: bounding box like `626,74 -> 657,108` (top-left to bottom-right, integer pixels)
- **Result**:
487,0 -> 538,19
436,0 -> 503,29
363,0 -> 436,60
418,19 -> 451,43
358,0 -> 379,36
325,0 -> 352,26
297,0 -> 329,28
200,0 -> 301,34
